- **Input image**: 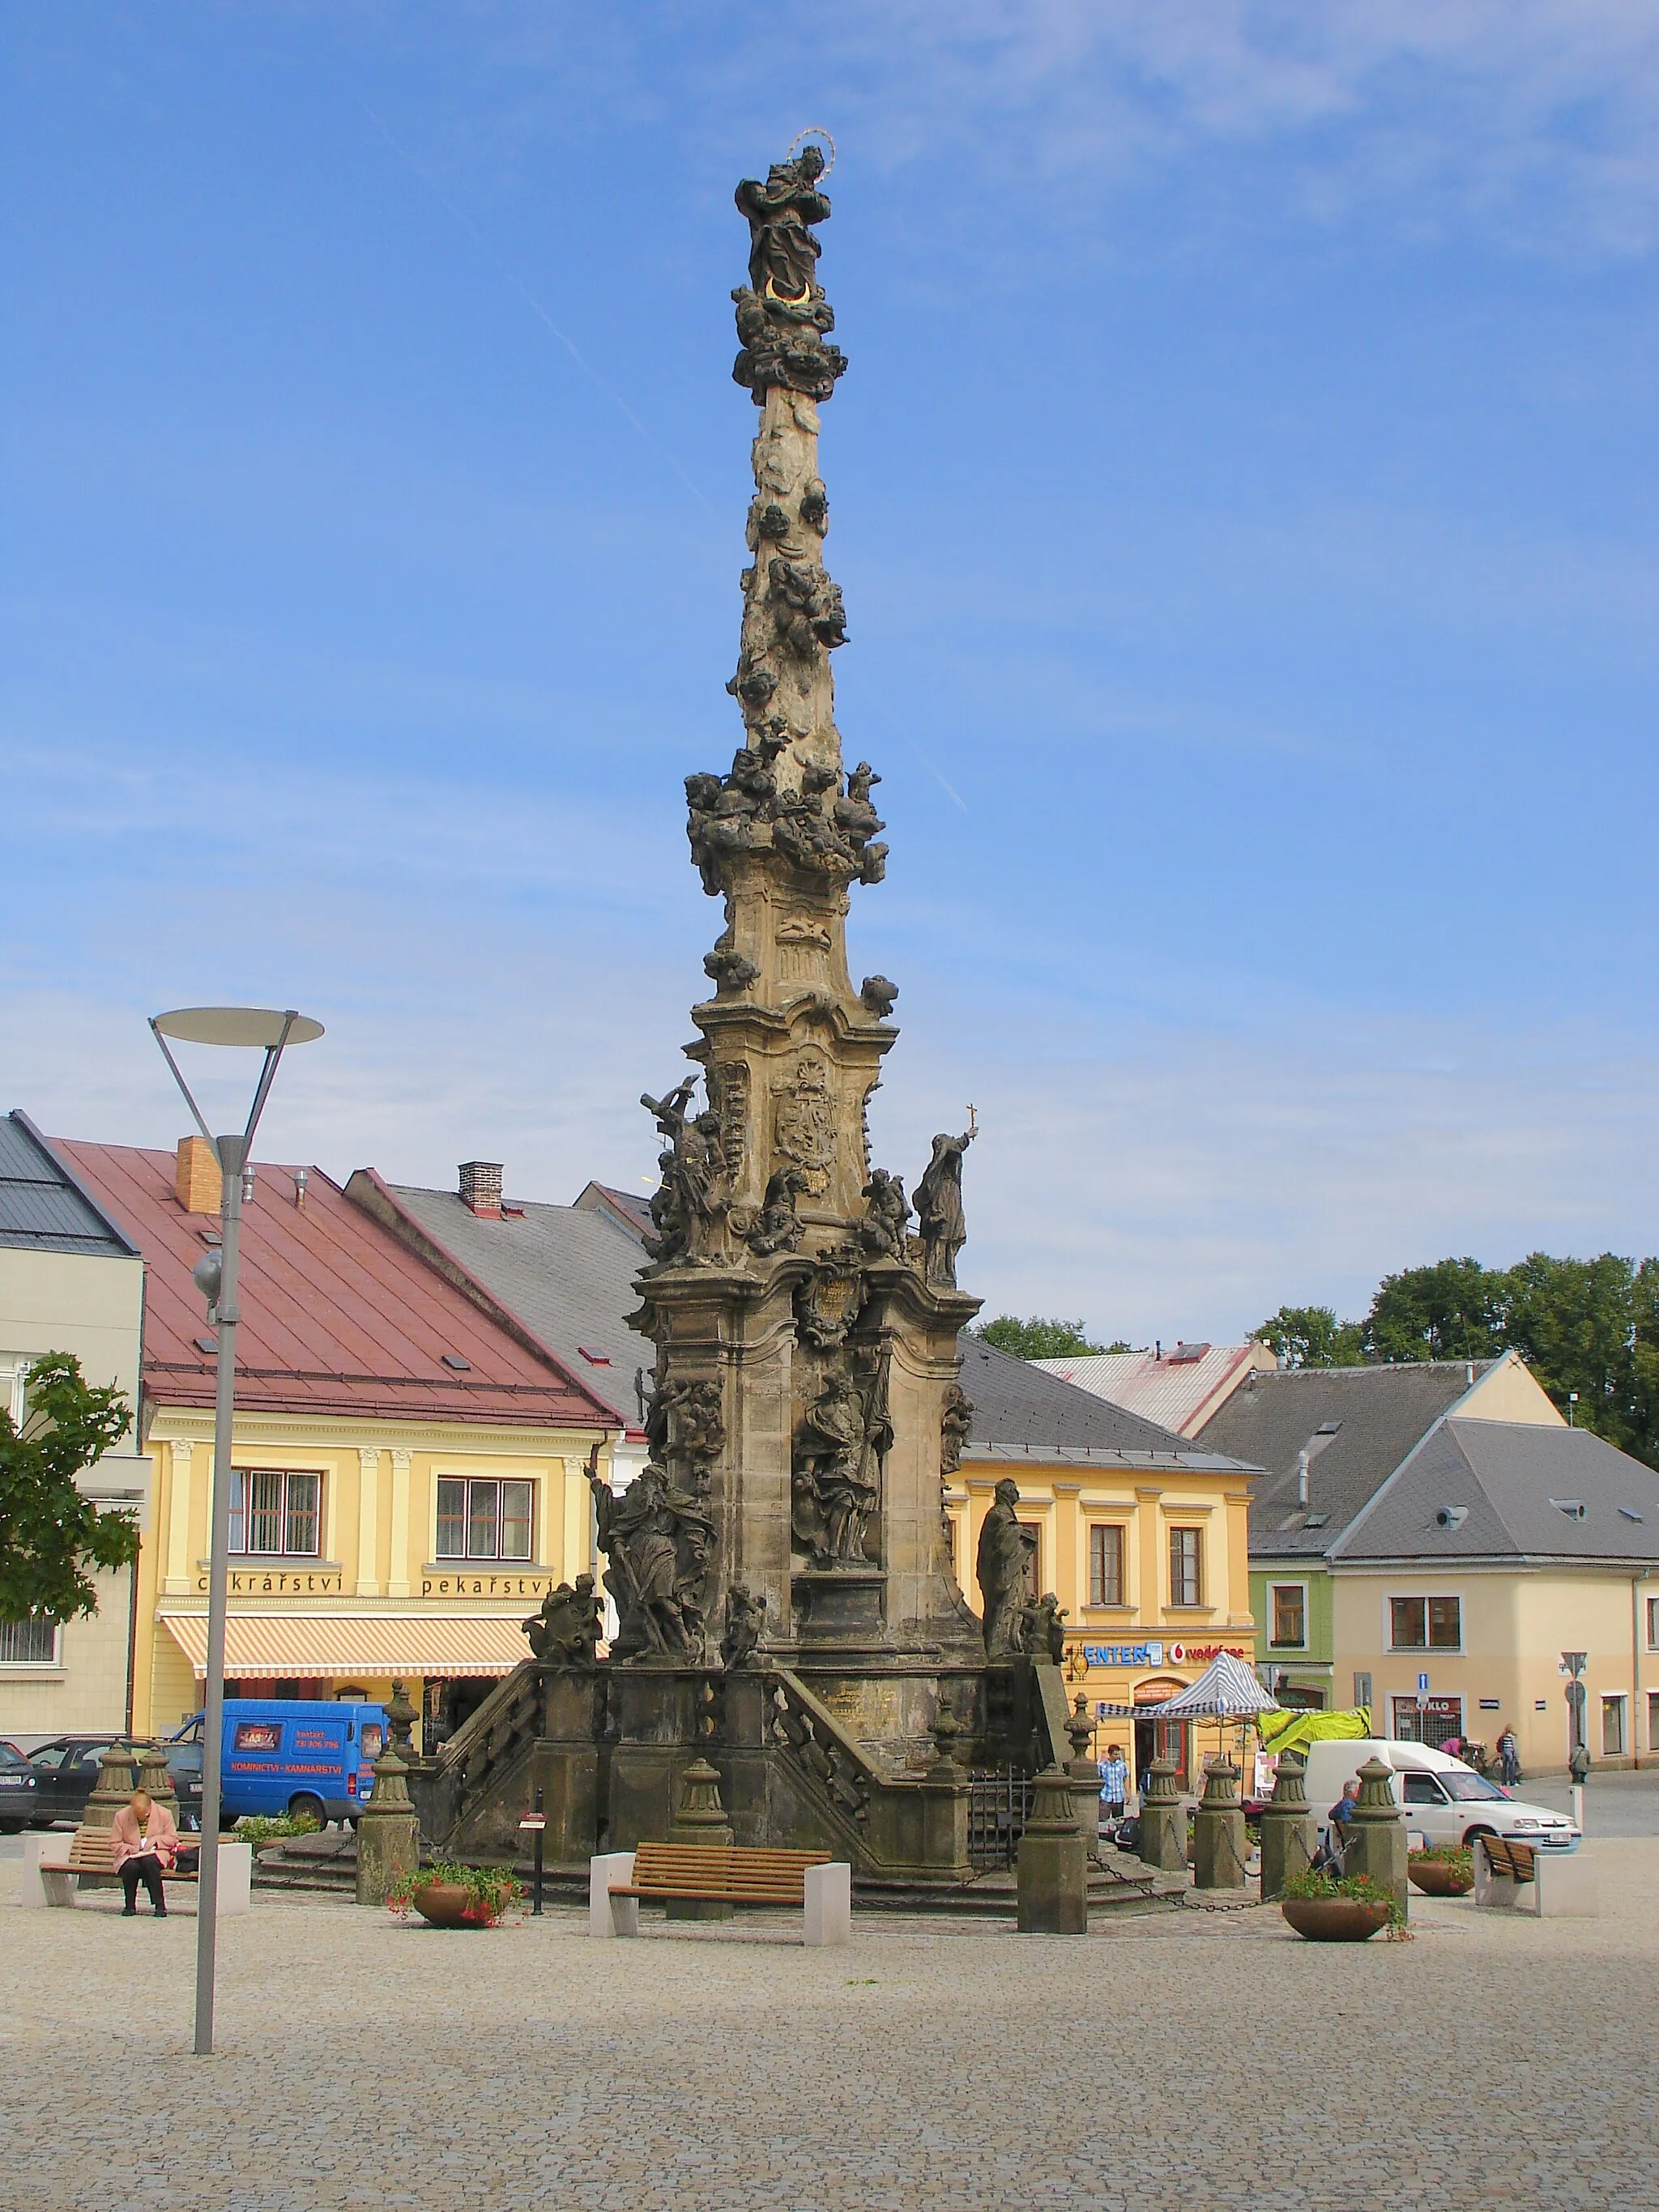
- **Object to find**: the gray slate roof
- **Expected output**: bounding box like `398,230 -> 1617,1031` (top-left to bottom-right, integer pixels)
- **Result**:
1194,1359 -> 1495,1558
958,1336 -> 1252,1468
1333,1417 -> 1659,1566
0,1111 -> 139,1256
383,1184 -> 650,1426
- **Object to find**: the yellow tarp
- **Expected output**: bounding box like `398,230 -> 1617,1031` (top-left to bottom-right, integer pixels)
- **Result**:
1257,1706 -> 1372,1757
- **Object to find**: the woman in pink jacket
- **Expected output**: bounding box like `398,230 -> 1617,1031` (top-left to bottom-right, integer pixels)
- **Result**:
111,1788 -> 179,1916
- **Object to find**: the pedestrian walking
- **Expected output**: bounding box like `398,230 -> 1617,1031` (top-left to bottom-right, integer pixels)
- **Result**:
111,1787 -> 179,1916
1098,1742 -> 1129,1831
1497,1727 -> 1520,1787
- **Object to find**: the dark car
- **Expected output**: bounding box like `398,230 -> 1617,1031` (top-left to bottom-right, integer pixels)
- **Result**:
23,1735 -> 200,1826
0,1743 -> 40,1831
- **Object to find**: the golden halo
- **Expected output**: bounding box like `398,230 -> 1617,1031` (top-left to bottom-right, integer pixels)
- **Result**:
786,126 -> 836,177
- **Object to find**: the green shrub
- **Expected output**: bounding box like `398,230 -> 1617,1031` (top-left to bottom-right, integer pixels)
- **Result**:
386,1860 -> 522,1926
1280,1865 -> 1409,1933
234,1812 -> 321,1849
1409,1843 -> 1473,1876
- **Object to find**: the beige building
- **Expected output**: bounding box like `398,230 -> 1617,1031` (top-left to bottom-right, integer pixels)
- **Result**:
0,1112 -> 151,1737
1328,1416 -> 1659,1772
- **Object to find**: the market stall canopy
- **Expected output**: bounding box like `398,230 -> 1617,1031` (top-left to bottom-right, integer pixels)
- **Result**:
1142,1651 -> 1282,1719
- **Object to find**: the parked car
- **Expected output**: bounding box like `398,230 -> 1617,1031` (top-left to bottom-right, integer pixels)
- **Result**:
1300,1737 -> 1579,1853
173,1699 -> 388,1826
22,1736 -> 164,1826
0,1738 -> 25,1762
0,1743 -> 41,1831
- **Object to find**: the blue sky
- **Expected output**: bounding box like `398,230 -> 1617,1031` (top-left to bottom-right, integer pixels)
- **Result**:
5,3 -> 1658,1342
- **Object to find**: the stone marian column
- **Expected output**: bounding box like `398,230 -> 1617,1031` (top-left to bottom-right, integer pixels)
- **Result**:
1256,1748 -> 1317,1902
1341,1754 -> 1408,1920
1017,1763 -> 1088,1934
1136,1756 -> 1188,1876
356,1745 -> 420,1907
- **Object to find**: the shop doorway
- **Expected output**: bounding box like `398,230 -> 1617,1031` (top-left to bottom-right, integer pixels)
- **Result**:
1391,1694 -> 1462,1750
1132,1677 -> 1192,1790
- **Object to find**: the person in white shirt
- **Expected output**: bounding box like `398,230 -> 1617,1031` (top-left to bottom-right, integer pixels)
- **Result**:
1098,1744 -> 1129,1827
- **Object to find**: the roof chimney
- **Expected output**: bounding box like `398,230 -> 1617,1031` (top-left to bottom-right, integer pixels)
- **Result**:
1296,1448 -> 1310,1508
175,1136 -> 222,1217
458,1161 -> 503,1218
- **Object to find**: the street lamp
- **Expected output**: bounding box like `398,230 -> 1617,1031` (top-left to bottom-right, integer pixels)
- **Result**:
151,1006 -> 322,2056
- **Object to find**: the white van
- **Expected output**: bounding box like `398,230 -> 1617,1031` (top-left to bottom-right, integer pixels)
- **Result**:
1299,1738 -> 1579,1853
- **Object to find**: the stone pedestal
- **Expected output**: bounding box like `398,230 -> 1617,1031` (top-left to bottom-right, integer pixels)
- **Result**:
792,1571 -> 885,1647
1064,1691 -> 1102,1862
1341,1755 -> 1408,1919
1257,1749 -> 1317,1901
1136,1757 -> 1188,1875
356,1747 -> 420,1907
1192,1757 -> 1248,1890
666,1757 -> 736,1920
1017,1764 -> 1088,1933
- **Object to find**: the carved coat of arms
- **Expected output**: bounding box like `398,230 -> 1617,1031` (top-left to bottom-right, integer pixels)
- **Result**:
771,1056 -> 837,1194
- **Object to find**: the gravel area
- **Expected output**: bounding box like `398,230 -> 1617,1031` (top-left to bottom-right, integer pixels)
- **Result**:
6,1842 -> 1657,2211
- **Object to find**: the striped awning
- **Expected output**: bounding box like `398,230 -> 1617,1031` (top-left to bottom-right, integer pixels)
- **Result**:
159,1613 -> 528,1680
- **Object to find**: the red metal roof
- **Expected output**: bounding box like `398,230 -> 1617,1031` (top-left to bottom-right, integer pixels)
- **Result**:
60,1140 -> 618,1431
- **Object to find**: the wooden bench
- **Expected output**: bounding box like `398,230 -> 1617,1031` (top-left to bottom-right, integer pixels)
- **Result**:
1474,1834 -> 1597,1919
68,1825 -> 200,1884
589,1843 -> 851,1946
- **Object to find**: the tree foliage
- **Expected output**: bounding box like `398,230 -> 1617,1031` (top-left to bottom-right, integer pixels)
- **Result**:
1257,1252 -> 1659,1470
1253,1305 -> 1367,1370
0,1352 -> 139,1626
975,1315 -> 1122,1359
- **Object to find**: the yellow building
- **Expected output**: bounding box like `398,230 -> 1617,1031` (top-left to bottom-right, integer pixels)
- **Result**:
949,1337 -> 1258,1787
1328,1414 -> 1659,1772
62,1139 -> 619,1745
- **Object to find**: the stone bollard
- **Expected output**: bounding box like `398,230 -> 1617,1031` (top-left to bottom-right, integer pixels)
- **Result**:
1136,1756 -> 1188,1875
1064,1692 -> 1102,1864
134,1742 -> 178,1819
919,1706 -> 972,1882
1257,1749 -> 1317,1901
1017,1763 -> 1088,1933
1341,1755 -> 1408,1920
356,1745 -> 420,1907
1192,1757 -> 1250,1890
667,1757 -> 735,1921
386,1677 -> 420,1763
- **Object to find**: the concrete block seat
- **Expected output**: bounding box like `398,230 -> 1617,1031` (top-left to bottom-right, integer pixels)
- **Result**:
589,1844 -> 851,1946
1473,1835 -> 1597,1919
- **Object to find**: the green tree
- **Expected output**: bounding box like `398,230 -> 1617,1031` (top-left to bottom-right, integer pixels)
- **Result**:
975,1316 -> 1121,1359
0,1353 -> 139,1627
1362,1259 -> 1509,1365
1252,1305 -> 1367,1369
1504,1251 -> 1648,1458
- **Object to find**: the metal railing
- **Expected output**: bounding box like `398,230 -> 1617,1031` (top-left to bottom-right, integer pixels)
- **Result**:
966,1765 -> 1035,1871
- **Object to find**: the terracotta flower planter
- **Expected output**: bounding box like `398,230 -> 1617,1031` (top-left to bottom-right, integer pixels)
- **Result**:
412,1882 -> 481,1929
1281,1896 -> 1392,1942
1408,1860 -> 1473,1897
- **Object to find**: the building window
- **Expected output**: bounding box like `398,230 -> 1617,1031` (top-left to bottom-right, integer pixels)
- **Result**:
1388,1596 -> 1461,1651
1648,1690 -> 1659,1754
1602,1695 -> 1627,1758
437,1477 -> 534,1562
1168,1528 -> 1203,1608
229,1469 -> 322,1557
1392,1694 -> 1462,1750
1648,1595 -> 1659,1649
1269,1583 -> 1307,1649
0,1616 -> 59,1665
1018,1522 -> 1044,1591
1089,1525 -> 1124,1606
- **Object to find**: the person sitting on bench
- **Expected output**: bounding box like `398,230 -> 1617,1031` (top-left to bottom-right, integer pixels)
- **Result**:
112,1788 -> 180,1917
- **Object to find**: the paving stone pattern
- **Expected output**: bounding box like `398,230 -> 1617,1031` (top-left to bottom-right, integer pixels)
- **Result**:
6,1841 -> 1659,2210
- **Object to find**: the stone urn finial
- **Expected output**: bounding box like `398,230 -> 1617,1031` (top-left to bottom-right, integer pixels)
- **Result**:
1064,1691 -> 1095,1766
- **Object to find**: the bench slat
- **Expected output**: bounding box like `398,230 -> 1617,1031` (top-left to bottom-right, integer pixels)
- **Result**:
623,1840 -> 831,1908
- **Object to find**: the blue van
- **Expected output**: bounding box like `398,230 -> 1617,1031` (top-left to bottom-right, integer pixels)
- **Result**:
171,1699 -> 388,1826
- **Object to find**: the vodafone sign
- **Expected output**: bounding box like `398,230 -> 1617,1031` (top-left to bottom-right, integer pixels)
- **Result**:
1167,1642 -> 1255,1665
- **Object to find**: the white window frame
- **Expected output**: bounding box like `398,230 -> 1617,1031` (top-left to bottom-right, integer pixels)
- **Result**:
435,1474 -> 537,1564
1647,1594 -> 1659,1651
1601,1693 -> 1628,1758
0,1615 -> 62,1667
1268,1581 -> 1308,1651
228,1466 -> 324,1558
1088,1524 -> 1125,1607
1168,1526 -> 1204,1608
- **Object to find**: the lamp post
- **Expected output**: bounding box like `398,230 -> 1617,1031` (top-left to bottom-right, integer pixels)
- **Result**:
150,1006 -> 322,2056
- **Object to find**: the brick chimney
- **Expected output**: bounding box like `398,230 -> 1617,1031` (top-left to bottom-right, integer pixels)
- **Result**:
175,1136 -> 222,1216
458,1161 -> 503,1218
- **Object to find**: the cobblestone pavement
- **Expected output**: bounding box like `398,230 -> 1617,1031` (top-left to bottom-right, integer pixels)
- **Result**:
6,1842 -> 1657,2212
